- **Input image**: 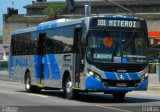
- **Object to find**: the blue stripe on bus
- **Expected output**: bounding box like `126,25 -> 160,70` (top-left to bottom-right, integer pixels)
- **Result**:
34,55 -> 41,78
125,16 -> 135,19
85,75 -> 148,91
9,56 -> 14,76
104,15 -> 116,19
135,78 -> 148,90
36,26 -> 43,31
85,75 -> 104,90
51,23 -> 57,28
43,25 -> 50,30
44,54 -> 60,80
128,73 -> 140,80
44,55 -> 49,79
12,27 -> 36,35
36,23 -> 57,31
34,54 -> 60,80
105,72 -> 117,80
105,72 -> 140,81
104,15 -> 136,20
116,73 -> 129,80
49,54 -> 60,80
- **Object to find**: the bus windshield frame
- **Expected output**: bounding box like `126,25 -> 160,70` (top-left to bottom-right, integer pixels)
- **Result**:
87,18 -> 148,64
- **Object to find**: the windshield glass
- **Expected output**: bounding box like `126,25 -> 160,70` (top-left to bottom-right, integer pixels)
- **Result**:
86,30 -> 148,64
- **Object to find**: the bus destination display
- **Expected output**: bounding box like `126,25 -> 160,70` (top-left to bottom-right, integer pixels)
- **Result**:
97,19 -> 141,28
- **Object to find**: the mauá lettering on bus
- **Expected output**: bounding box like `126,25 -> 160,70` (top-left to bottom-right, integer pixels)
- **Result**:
15,58 -> 29,67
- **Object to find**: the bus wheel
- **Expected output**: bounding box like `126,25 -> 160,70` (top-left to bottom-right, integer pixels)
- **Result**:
25,72 -> 35,93
64,76 -> 78,99
112,93 -> 126,101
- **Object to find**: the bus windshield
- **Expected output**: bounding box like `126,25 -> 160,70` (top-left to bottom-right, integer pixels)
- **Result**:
87,30 -> 148,64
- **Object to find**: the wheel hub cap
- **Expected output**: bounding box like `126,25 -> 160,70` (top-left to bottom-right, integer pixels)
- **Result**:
66,81 -> 72,94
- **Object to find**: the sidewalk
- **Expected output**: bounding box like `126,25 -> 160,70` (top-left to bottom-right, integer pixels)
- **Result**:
0,70 -> 160,91
0,69 -> 9,81
148,73 -> 160,91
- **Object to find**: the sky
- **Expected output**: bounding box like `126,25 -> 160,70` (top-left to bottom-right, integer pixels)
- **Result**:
0,0 -> 91,36
0,0 -> 70,36
0,0 -> 33,36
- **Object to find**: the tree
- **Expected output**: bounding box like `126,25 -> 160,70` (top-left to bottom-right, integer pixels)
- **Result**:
43,3 -> 66,19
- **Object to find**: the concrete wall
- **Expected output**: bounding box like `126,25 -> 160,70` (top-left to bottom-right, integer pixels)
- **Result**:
3,21 -> 39,44
3,14 -> 48,44
146,20 -> 160,32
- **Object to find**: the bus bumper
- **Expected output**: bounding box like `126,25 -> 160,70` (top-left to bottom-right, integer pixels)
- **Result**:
85,75 -> 148,92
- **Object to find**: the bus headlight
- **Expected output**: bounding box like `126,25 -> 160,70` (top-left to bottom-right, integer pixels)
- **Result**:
88,70 -> 101,81
141,73 -> 148,81
144,73 -> 148,78
88,71 -> 94,76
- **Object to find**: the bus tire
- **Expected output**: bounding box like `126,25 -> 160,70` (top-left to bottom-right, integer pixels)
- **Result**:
112,92 -> 126,101
25,72 -> 36,93
64,76 -> 78,100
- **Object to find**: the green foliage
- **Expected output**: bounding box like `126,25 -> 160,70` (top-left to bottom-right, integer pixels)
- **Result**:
44,4 -> 66,17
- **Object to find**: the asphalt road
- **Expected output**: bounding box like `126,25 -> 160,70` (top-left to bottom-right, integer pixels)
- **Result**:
0,80 -> 160,112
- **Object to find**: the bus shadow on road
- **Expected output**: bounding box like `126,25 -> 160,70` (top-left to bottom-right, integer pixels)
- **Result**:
19,90 -> 160,103
74,93 -> 160,103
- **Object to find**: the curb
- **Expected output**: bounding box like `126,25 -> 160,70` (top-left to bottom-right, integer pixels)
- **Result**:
148,86 -> 160,91
0,74 -> 10,81
0,77 -> 10,81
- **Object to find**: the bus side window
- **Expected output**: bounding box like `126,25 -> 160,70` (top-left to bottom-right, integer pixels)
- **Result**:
38,33 -> 46,55
74,27 -> 84,71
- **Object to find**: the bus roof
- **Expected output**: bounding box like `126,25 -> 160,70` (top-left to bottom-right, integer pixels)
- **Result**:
11,18 -> 85,35
11,15 -> 144,35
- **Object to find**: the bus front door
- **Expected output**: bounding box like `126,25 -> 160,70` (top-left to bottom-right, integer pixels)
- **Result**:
38,33 -> 46,84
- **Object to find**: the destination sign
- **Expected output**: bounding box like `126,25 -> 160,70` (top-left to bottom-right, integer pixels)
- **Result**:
97,19 -> 141,28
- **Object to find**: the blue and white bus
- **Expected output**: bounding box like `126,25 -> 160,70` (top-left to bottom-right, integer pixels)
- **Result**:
9,15 -> 149,100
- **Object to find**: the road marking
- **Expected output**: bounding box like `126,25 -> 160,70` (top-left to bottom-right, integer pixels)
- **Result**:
26,93 -> 48,98
96,105 -> 133,112
129,92 -> 160,97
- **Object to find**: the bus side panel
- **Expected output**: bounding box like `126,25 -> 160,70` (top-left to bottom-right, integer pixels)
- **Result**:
44,54 -> 60,80
43,53 -> 73,88
9,55 -> 37,84
43,54 -> 61,88
31,55 -> 42,85
34,55 -> 41,79
9,56 -> 29,82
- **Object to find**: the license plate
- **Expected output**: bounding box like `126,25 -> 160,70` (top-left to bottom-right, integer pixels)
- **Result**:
116,82 -> 127,87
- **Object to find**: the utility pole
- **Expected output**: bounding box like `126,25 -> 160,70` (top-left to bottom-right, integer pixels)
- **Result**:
89,0 -> 92,7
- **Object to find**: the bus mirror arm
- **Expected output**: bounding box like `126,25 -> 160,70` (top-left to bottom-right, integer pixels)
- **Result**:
80,59 -> 85,72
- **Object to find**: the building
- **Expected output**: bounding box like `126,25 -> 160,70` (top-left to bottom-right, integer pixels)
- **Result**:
3,0 -> 160,46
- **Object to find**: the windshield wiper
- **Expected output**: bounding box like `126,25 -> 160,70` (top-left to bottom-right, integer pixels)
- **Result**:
122,30 -> 136,50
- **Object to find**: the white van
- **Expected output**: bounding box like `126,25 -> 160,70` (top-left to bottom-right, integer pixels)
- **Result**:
0,51 -> 9,61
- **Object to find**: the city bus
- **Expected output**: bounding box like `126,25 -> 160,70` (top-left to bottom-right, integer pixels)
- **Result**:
9,15 -> 149,100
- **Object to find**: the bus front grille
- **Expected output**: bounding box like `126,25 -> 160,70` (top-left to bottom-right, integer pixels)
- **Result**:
102,80 -> 141,87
